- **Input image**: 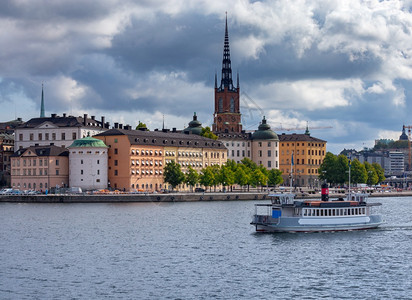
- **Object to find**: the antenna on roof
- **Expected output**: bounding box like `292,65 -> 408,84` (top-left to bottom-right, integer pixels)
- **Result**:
162,114 -> 165,130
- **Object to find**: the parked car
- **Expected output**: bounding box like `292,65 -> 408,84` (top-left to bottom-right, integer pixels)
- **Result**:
195,188 -> 205,193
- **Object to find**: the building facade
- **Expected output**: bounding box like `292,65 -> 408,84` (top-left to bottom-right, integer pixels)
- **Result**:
10,145 -> 69,191
14,113 -> 110,149
279,133 -> 326,187
0,133 -> 14,186
94,128 -> 227,192
68,137 -> 109,190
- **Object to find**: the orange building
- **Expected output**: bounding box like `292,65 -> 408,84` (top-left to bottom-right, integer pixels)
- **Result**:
279,133 -> 326,188
94,128 -> 227,192
10,145 -> 69,191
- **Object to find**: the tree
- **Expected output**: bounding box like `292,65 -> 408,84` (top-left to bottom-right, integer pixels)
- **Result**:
199,167 -> 214,192
372,162 -> 385,183
234,164 -> 249,191
350,159 -> 367,184
268,169 -> 283,186
210,164 -> 221,191
318,152 -> 338,184
364,161 -> 379,186
240,157 -> 257,171
200,126 -> 218,140
219,164 -> 235,191
136,121 -> 149,131
163,161 -> 185,191
250,168 -> 268,191
185,166 -> 199,191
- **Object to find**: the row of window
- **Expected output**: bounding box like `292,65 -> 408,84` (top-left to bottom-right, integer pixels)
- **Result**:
282,159 -> 322,165
283,149 -> 325,156
131,160 -> 162,166
282,142 -> 325,147
12,168 -> 49,176
130,169 -> 163,175
300,207 -> 367,217
282,168 -> 319,174
12,158 -> 50,167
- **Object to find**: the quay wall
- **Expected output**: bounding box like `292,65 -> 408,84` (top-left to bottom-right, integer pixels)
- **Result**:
2,191 -> 412,203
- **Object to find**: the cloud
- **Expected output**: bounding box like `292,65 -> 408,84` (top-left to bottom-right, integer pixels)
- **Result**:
1,0 -> 412,154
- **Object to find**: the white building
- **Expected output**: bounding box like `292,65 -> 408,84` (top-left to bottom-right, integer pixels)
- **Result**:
384,151 -> 404,176
14,113 -> 110,150
68,136 -> 108,190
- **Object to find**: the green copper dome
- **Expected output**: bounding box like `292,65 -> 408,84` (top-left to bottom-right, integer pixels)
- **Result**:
252,116 -> 279,140
68,136 -> 108,148
183,112 -> 203,135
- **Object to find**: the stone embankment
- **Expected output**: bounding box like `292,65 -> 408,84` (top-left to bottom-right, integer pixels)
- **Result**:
1,190 -> 412,203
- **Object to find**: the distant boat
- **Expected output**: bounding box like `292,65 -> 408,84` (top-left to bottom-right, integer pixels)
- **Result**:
250,192 -> 383,233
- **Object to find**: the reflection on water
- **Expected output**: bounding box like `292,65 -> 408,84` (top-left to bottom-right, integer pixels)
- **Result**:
0,197 -> 411,299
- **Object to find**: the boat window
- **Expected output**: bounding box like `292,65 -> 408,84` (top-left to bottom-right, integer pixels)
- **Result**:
320,210 -> 324,217
355,208 -> 358,215
303,209 -> 307,216
316,209 -> 319,216
362,208 -> 366,214
332,209 -> 335,216
344,209 -> 347,216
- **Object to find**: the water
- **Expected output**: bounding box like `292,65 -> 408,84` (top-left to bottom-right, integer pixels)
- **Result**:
0,197 -> 411,299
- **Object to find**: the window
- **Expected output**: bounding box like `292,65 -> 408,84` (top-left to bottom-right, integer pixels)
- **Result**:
72,132 -> 77,140
30,133 -> 34,141
33,159 -> 36,166
52,133 -> 56,140
268,161 -> 272,168
237,150 -> 240,157
268,150 -> 271,157
56,159 -> 59,166
268,142 -> 271,147
81,160 -> 83,164
19,134 -> 23,141
218,98 -> 223,112
97,160 -> 100,164
230,97 -> 235,112
61,133 -> 66,140
114,160 -> 118,166
45,133 -> 49,140
97,170 -> 100,175
258,142 -> 262,147
56,169 -> 59,175
114,148 -> 118,154
38,133 -> 42,140
114,138 -> 118,143
81,170 -> 83,175
114,170 -> 118,176
259,150 -> 262,157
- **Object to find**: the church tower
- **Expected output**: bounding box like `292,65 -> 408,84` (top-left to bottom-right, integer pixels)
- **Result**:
212,14 -> 242,133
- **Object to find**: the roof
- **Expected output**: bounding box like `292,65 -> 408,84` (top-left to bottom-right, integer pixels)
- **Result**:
279,133 -> 326,143
183,113 -> 202,135
11,145 -> 69,157
16,114 -> 106,130
252,117 -> 279,141
68,136 -> 108,148
94,128 -> 227,150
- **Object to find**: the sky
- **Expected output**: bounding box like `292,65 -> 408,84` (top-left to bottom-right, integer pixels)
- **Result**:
1,0 -> 412,154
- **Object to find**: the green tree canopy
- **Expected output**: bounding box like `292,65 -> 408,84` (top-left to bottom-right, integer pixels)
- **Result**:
163,161 -> 185,190
185,166 -> 199,191
199,167 -> 214,192
136,121 -> 149,131
372,162 -> 385,183
350,159 -> 367,184
200,126 -> 218,140
364,161 -> 379,186
268,169 -> 283,186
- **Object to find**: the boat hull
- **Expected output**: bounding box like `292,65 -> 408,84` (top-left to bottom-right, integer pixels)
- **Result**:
251,215 -> 383,233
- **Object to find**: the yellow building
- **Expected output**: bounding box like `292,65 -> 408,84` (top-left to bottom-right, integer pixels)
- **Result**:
279,133 -> 326,188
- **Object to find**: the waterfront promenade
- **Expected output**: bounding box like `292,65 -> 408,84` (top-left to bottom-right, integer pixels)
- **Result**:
1,189 -> 412,203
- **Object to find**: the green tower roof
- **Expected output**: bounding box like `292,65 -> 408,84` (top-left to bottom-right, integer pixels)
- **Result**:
68,136 -> 108,148
252,116 -> 279,140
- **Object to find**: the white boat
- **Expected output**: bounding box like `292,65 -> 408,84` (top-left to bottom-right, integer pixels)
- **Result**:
251,192 -> 383,233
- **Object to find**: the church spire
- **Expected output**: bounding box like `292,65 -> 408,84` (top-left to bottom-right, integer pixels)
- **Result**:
40,83 -> 45,118
220,12 -> 234,91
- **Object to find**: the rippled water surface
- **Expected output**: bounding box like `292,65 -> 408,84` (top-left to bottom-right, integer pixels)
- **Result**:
1,197 -> 411,299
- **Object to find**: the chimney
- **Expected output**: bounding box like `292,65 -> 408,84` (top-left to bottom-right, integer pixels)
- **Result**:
114,122 -> 119,129
83,114 -> 88,126
91,115 -> 95,120
101,116 -> 105,128
51,113 -> 57,118
119,123 -> 123,129
17,117 -> 22,122
172,128 -> 177,132
105,122 -> 110,129
63,113 -> 66,117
